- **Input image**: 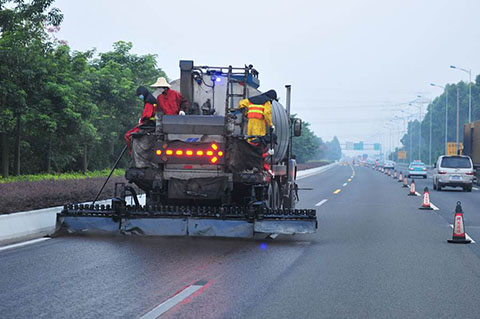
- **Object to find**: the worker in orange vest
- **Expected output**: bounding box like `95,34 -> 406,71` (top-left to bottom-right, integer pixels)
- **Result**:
238,90 -> 277,175
238,90 -> 276,137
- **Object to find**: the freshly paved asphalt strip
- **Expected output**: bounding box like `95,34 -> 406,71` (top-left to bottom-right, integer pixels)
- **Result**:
2,165 -> 480,318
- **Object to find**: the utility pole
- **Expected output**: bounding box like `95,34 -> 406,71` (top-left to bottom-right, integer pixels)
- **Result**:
429,105 -> 432,166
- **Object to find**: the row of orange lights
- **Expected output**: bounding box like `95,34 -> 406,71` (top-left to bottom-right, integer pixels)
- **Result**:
155,149 -> 224,157
155,143 -> 223,164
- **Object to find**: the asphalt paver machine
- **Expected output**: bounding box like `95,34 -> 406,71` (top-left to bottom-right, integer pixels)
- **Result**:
58,61 -> 317,238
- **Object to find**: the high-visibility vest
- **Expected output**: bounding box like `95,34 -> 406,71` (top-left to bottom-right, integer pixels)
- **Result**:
247,102 -> 265,119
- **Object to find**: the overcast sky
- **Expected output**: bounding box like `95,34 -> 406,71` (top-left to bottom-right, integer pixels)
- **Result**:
55,0 -> 480,149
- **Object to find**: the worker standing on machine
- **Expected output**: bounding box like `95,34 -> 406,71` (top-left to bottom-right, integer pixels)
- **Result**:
238,90 -> 277,175
124,86 -> 157,151
150,77 -> 189,115
238,89 -> 276,138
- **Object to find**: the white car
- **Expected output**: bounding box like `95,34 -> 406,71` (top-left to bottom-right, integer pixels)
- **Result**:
383,160 -> 395,170
433,155 -> 474,192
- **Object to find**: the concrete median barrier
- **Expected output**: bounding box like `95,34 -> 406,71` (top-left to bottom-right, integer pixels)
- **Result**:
0,196 -> 145,246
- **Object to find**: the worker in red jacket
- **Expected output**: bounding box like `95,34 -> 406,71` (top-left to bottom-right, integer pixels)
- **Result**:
151,77 -> 189,115
124,86 -> 157,150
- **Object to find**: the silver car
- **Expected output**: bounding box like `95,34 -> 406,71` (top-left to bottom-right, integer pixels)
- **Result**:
433,155 -> 474,192
383,160 -> 395,170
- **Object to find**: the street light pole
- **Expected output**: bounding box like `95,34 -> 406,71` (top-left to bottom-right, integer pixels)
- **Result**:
419,105 -> 422,161
430,83 -> 448,155
445,87 -> 449,154
456,86 -> 460,153
429,106 -> 432,165
469,69 -> 472,122
450,65 -> 472,123
409,123 -> 412,162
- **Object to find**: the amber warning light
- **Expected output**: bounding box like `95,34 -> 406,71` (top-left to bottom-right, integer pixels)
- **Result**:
155,143 -> 224,164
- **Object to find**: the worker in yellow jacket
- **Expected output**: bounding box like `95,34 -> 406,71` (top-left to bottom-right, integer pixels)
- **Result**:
238,90 -> 277,137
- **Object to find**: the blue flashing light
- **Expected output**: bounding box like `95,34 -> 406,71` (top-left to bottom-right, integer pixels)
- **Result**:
215,77 -> 221,83
259,243 -> 267,250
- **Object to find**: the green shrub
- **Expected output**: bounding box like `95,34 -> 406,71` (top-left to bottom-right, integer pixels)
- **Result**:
0,169 -> 125,184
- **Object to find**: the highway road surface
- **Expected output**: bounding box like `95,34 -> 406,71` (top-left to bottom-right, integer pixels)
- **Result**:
2,164 -> 480,318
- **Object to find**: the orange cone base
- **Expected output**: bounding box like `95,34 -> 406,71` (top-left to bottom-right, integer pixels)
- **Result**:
448,238 -> 471,244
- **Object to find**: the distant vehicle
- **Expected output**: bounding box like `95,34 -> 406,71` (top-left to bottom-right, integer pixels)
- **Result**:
433,155 -> 474,192
407,161 -> 427,178
383,160 -> 395,169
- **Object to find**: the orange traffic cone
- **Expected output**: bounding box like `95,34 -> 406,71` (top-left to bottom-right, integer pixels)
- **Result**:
403,176 -> 408,188
398,172 -> 403,182
408,179 -> 416,195
393,170 -> 397,179
419,187 -> 433,210
448,201 -> 471,244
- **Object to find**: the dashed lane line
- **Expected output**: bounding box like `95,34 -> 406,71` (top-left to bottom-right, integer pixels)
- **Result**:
347,178 -> 352,182
449,225 -> 476,243
315,199 -> 328,207
334,189 -> 341,195
430,203 -> 440,211
140,280 -> 209,319
343,183 -> 348,187
473,187 -> 479,191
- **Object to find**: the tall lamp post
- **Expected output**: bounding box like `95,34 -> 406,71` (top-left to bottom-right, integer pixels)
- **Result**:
417,95 -> 432,165
430,83 -> 448,155
409,100 -> 423,162
396,111 -> 417,163
450,65 -> 472,123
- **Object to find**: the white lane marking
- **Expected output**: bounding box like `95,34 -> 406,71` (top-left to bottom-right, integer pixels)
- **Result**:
297,163 -> 338,180
449,225 -> 476,243
315,199 -> 328,207
430,203 -> 440,211
343,183 -> 348,187
473,187 -> 479,191
140,281 -> 207,319
415,192 -> 421,196
0,237 -> 51,253
269,233 -> 279,239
